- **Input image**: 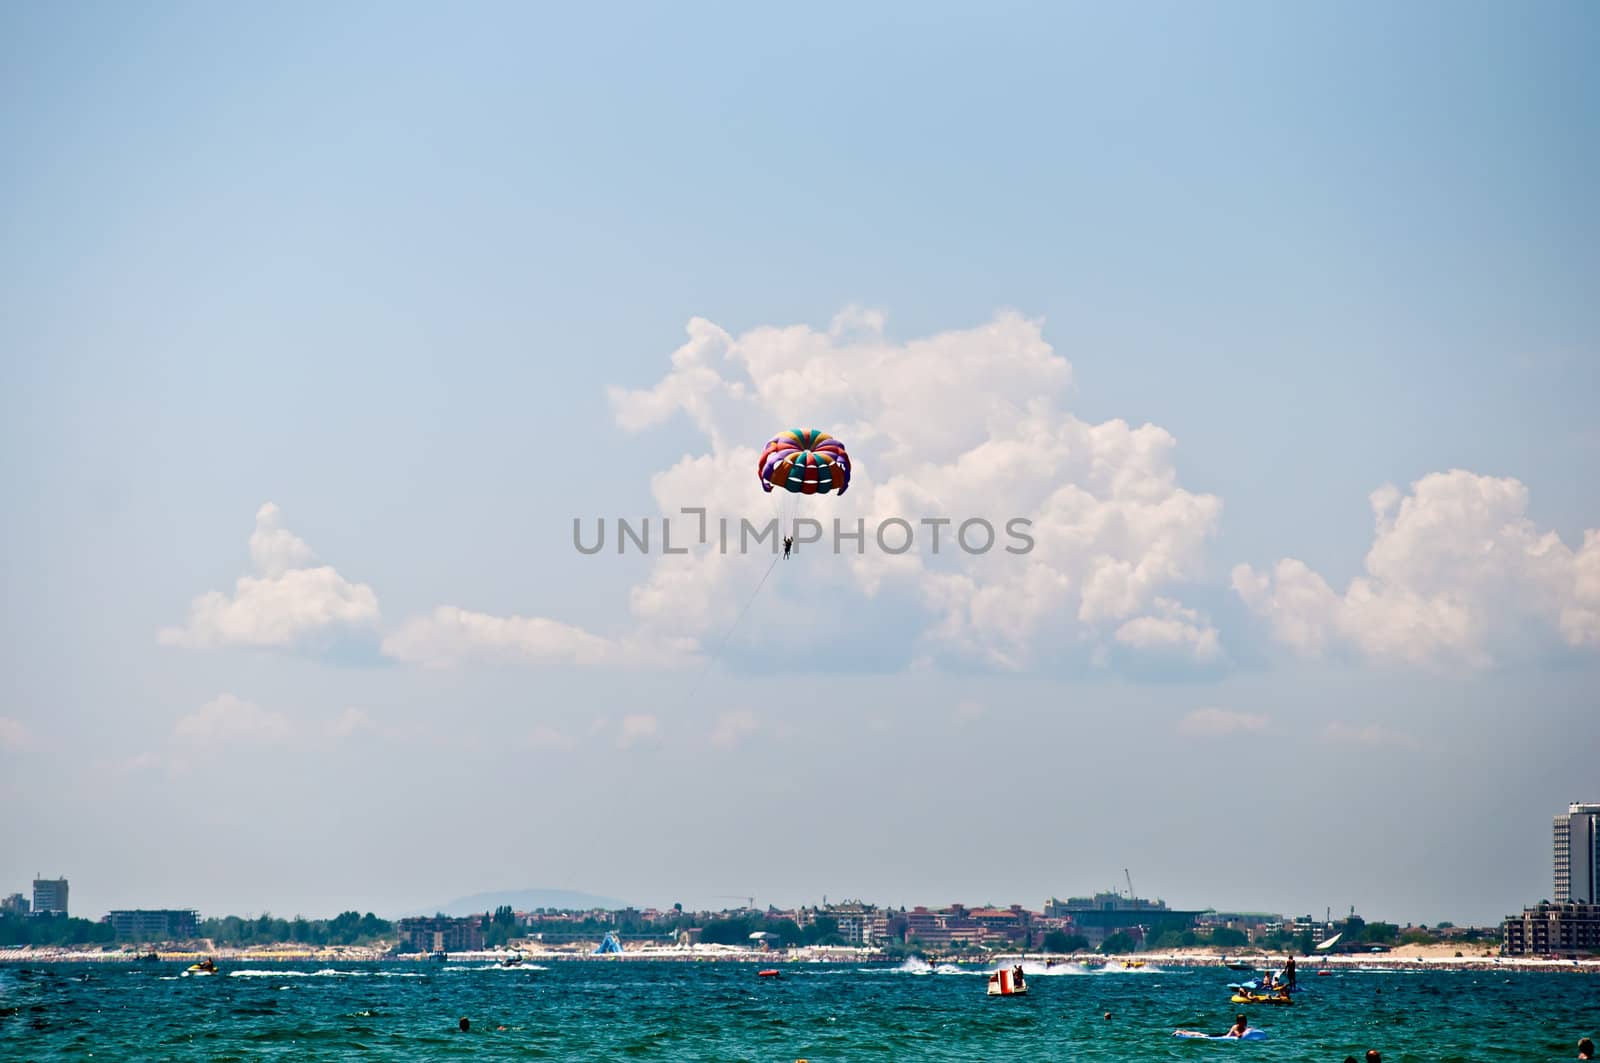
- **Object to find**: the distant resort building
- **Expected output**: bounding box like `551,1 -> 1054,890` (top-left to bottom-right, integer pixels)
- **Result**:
1502,902 -> 1600,956
105,909 -> 199,941
822,903 -> 890,947
1043,892 -> 1202,947
900,904 -> 1041,949
396,916 -> 484,953
32,876 -> 69,917
1,893 -> 29,916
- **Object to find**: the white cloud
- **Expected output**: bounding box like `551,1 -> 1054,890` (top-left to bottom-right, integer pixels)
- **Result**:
0,717 -> 35,752
1234,470 -> 1600,667
381,606 -> 622,669
1177,707 -> 1270,737
160,503 -> 379,651
174,694 -> 293,746
527,725 -> 577,751
618,713 -> 661,748
608,309 -> 1222,670
119,750 -> 163,773
709,709 -> 759,749
249,502 -> 315,576
1322,721 -> 1421,751
327,707 -> 376,739
1114,597 -> 1223,662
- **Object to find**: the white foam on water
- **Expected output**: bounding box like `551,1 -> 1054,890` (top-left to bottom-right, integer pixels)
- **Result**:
461,963 -> 549,972
1098,963 -> 1171,974
227,968 -> 427,979
1015,961 -> 1092,976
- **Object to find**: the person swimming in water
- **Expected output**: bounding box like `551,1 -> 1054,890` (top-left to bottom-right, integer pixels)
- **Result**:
1223,1013 -> 1249,1038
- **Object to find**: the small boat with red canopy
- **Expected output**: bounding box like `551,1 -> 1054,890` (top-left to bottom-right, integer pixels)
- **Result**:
987,965 -> 1027,996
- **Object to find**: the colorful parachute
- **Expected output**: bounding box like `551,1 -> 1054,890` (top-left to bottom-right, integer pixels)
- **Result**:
757,429 -> 851,495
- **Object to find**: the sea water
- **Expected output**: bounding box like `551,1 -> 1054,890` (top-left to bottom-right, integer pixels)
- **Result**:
1,960 -> 1595,1060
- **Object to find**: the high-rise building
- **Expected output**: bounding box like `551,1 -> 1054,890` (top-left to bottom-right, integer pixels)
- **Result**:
32,876 -> 68,917
1554,803 -> 1600,903
395,916 -> 484,953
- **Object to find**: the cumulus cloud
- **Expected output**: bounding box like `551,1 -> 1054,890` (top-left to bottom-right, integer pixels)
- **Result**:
1233,470 -> 1600,666
709,709 -> 759,749
0,717 -> 35,752
608,309 -> 1222,670
326,707 -> 376,740
381,607 -> 624,669
618,713 -> 661,748
160,504 -> 379,651
174,694 -> 293,746
1177,707 -> 1270,737
1322,721 -> 1421,750
1114,597 -> 1223,662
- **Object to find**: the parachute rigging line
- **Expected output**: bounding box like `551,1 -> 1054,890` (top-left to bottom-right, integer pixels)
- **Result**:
680,550 -> 782,708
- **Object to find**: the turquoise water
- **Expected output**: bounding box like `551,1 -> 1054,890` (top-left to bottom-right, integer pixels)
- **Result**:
2,960 -> 1596,1060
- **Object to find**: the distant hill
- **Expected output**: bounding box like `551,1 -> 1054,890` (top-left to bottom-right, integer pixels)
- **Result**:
407,888 -> 629,917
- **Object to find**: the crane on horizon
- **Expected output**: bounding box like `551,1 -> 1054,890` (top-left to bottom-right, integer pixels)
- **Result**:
716,894 -> 756,911
1124,869 -> 1136,900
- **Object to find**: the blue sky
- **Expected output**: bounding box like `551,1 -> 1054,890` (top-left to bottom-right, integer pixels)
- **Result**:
2,2 -> 1596,925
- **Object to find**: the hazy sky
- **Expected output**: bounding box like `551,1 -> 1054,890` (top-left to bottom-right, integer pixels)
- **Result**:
3,1 -> 1596,927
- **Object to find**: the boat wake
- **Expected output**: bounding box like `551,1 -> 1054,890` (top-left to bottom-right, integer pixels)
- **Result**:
863,959 -> 978,976
1014,961 -> 1092,976
443,963 -> 550,972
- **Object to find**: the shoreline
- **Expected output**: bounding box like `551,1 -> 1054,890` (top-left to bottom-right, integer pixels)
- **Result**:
3,944 -> 1596,973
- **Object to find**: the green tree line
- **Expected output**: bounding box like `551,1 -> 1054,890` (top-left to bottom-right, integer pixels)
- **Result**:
199,910 -> 392,946
0,913 -> 115,947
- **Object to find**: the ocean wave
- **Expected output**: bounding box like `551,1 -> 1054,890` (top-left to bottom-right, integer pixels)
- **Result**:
226,969 -> 425,979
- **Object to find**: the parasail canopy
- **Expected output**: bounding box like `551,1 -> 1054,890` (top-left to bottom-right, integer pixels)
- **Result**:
757,429 -> 851,495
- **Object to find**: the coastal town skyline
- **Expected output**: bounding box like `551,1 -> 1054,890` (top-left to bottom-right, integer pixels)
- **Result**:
10,796 -> 1595,933
0,872 -> 1518,948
